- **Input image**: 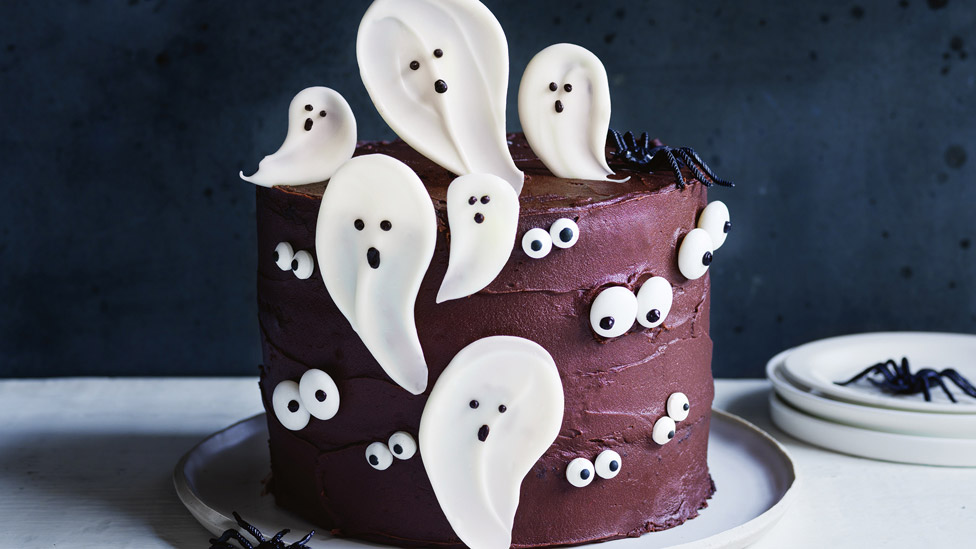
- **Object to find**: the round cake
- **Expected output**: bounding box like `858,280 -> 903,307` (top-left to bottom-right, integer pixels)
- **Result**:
255,134 -> 718,547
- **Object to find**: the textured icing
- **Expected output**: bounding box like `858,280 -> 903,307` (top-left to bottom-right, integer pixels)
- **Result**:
315,154 -> 435,395
437,174 -> 519,303
419,336 -> 564,549
357,0 -> 523,192
518,44 -> 614,181
240,87 -> 356,187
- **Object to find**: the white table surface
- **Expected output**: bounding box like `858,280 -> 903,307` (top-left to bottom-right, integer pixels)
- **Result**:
0,378 -> 972,548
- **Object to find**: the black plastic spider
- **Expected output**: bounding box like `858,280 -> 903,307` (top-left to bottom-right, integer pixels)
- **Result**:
209,512 -> 314,549
835,357 -> 976,403
608,129 -> 735,190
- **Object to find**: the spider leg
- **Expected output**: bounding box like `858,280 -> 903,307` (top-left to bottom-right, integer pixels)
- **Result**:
661,149 -> 687,189
210,529 -> 255,549
233,512 -> 266,543
271,529 -> 292,545
941,369 -> 976,398
289,529 -> 316,548
925,371 -> 957,403
639,132 -> 651,152
624,131 -> 638,154
673,148 -> 714,187
678,147 -> 735,187
609,129 -> 626,156
836,364 -> 884,386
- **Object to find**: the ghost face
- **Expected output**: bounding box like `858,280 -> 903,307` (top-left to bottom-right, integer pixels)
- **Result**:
315,154 -> 436,395
240,86 -> 357,187
518,44 -> 614,181
437,174 -> 519,303
357,0 -> 524,193
420,336 -> 564,549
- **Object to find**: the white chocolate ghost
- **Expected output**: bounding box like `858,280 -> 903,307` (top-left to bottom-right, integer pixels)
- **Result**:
315,154 -> 436,395
357,0 -> 525,193
419,336 -> 564,549
518,44 -> 615,181
437,174 -> 519,303
240,87 -> 357,187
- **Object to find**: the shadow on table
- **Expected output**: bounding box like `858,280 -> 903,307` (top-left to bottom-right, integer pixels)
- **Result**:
0,431 -> 231,548
717,384 -> 820,452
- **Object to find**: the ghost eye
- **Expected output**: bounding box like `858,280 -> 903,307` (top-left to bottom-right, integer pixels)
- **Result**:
380,220 -> 392,231
365,442 -> 393,471
304,104 -> 313,111
589,286 -> 638,338
594,449 -> 622,479
566,457 -> 595,488
354,219 -> 365,231
480,195 -> 490,204
548,82 -> 558,92
290,250 -> 315,280
319,110 -> 327,117
272,380 -> 309,431
409,60 -> 420,70
468,196 -> 477,205
549,218 -> 579,249
274,242 -> 295,271
433,48 -> 443,58
636,276 -> 673,329
677,228 -> 715,280
697,201 -> 731,250
564,83 -> 573,92
652,416 -> 677,445
667,392 -> 690,421
388,431 -> 417,460
521,228 -> 553,259
298,369 -> 339,420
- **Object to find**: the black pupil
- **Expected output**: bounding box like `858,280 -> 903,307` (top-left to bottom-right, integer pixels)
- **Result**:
531,240 -> 543,252
354,219 -> 365,231
599,317 -> 614,331
498,404 -> 507,413
369,455 -> 379,466
470,400 -> 479,409
702,251 -> 713,266
393,444 -> 403,454
559,227 -> 573,242
646,309 -> 661,323
273,251 -> 279,262
381,220 -> 392,231
410,60 -> 420,70
668,430 -> 675,439
609,460 -> 619,472
287,400 -> 299,413
291,259 -> 299,271
580,469 -> 590,480
684,403 -> 690,411
315,390 -> 327,402
724,221 -> 732,233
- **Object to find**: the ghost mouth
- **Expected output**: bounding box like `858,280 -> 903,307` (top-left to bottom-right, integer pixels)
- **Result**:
477,424 -> 489,442
367,247 -> 381,269
434,79 -> 449,94
554,100 -> 564,113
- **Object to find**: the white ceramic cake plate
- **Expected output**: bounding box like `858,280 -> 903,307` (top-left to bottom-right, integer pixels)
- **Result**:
767,349 -> 976,439
175,411 -> 798,549
782,332 -> 976,414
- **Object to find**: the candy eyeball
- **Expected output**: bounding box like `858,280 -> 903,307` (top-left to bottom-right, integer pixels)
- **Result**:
388,431 -> 417,460
652,416 -> 677,445
366,442 -> 394,471
274,242 -> 295,271
272,380 -> 309,431
298,369 -> 340,421
590,286 -> 638,338
594,449 -> 622,479
677,228 -> 715,280
291,250 -> 315,280
522,228 -> 553,259
566,457 -> 595,487
697,201 -> 730,250
635,276 -> 673,329
549,218 -> 580,249
667,392 -> 690,421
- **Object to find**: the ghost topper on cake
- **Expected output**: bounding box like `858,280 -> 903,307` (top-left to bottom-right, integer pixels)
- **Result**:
315,154 -> 436,395
240,87 -> 357,187
356,0 -> 524,193
419,336 -> 564,549
519,44 -> 615,181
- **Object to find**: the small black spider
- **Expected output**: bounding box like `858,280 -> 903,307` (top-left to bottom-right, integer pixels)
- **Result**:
608,129 -> 734,190
209,512 -> 314,549
835,357 -> 976,403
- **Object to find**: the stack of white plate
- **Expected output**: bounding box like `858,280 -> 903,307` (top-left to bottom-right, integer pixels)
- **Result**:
767,332 -> 976,467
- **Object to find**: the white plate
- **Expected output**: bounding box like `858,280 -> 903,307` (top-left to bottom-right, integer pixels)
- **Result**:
769,392 -> 976,467
768,349 -> 976,439
782,332 -> 976,414
174,411 -> 798,549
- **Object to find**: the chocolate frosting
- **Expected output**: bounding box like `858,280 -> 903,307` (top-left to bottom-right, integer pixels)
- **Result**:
256,134 -> 714,547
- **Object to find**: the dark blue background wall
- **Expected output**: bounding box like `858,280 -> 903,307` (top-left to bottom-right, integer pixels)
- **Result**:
1,0 -> 973,377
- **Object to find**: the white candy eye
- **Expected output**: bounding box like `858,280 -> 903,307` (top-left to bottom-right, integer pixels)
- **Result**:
594,449 -> 622,479
365,442 -> 393,470
388,431 -> 417,460
566,457 -> 595,487
274,242 -> 295,271
299,369 -> 339,421
549,218 -> 579,249
590,286 -> 638,338
522,228 -> 553,259
291,250 -> 315,280
667,392 -> 690,421
652,416 -> 677,445
636,276 -> 673,329
272,380 -> 309,431
677,228 -> 714,280
697,201 -> 731,250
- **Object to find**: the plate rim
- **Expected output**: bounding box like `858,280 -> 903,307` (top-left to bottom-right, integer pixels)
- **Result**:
174,410 -> 800,549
